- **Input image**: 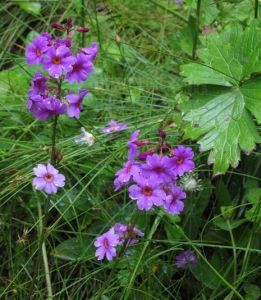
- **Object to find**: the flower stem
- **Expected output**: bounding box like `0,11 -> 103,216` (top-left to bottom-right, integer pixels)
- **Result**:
39,79 -> 62,298
192,0 -> 201,60
255,0 -> 259,18
37,198 -> 53,299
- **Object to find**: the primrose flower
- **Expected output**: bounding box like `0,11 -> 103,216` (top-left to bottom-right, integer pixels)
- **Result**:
176,250 -> 197,269
74,127 -> 95,146
81,42 -> 99,62
32,163 -> 65,194
129,175 -> 166,211
142,154 -> 174,183
42,46 -> 75,78
26,35 -> 49,65
113,223 -> 144,246
94,228 -> 119,261
171,145 -> 195,176
66,89 -> 88,119
28,95 -> 66,120
28,71 -> 48,96
100,120 -> 127,134
163,186 -> 186,215
114,160 -> 141,191
66,53 -> 93,83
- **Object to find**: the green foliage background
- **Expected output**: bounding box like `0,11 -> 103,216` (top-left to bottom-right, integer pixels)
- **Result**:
0,0 -> 260,299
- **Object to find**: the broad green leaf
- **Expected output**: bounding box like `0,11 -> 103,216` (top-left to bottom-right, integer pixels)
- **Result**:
180,23 -> 261,174
52,236 -> 94,261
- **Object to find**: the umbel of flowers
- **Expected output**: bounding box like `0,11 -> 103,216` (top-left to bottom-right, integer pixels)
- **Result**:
26,19 -> 98,192
95,128 -> 196,261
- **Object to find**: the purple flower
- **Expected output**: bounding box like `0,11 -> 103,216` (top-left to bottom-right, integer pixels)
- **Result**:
81,42 -> 99,62
113,223 -> 144,246
52,38 -> 71,48
175,0 -> 183,7
170,145 -> 195,176
26,35 -> 49,65
163,186 -> 186,215
40,32 -> 52,42
101,120 -> 127,134
66,53 -> 93,83
28,95 -> 66,120
66,89 -> 88,119
127,130 -> 140,160
114,160 -> 141,191
94,228 -> 119,261
129,175 -> 166,211
176,250 -> 197,269
32,163 -> 65,194
142,154 -> 174,183
42,46 -> 75,78
29,71 -> 48,96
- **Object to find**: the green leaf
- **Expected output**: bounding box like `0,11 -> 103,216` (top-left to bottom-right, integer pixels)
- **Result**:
52,236 -> 94,261
180,23 -> 261,174
243,283 -> 261,300
213,217 -> 247,231
245,188 -> 261,222
190,258 -> 223,290
246,188 -> 261,204
19,2 -> 41,15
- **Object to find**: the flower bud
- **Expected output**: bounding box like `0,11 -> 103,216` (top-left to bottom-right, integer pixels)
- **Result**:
51,22 -> 64,30
76,27 -> 89,33
158,128 -> 166,139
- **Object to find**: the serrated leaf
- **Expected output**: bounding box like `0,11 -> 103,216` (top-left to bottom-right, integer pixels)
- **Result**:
180,23 -> 261,174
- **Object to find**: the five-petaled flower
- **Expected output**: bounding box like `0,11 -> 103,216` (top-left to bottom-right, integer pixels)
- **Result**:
32,163 -> 65,194
26,36 -> 49,65
42,46 -> 75,78
94,228 -> 119,261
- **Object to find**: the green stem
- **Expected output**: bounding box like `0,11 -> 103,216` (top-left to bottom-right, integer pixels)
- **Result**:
122,215 -> 161,300
149,0 -> 188,23
81,0 -> 85,47
38,200 -> 53,299
255,0 -> 259,18
192,0 -> 201,60
226,220 -> 237,283
40,79 -> 62,298
95,211 -> 140,299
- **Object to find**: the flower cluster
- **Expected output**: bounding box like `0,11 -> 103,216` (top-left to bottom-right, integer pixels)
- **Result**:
114,129 -> 195,215
28,20 -> 98,193
26,19 -> 98,120
94,223 -> 144,261
95,128 -> 196,261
